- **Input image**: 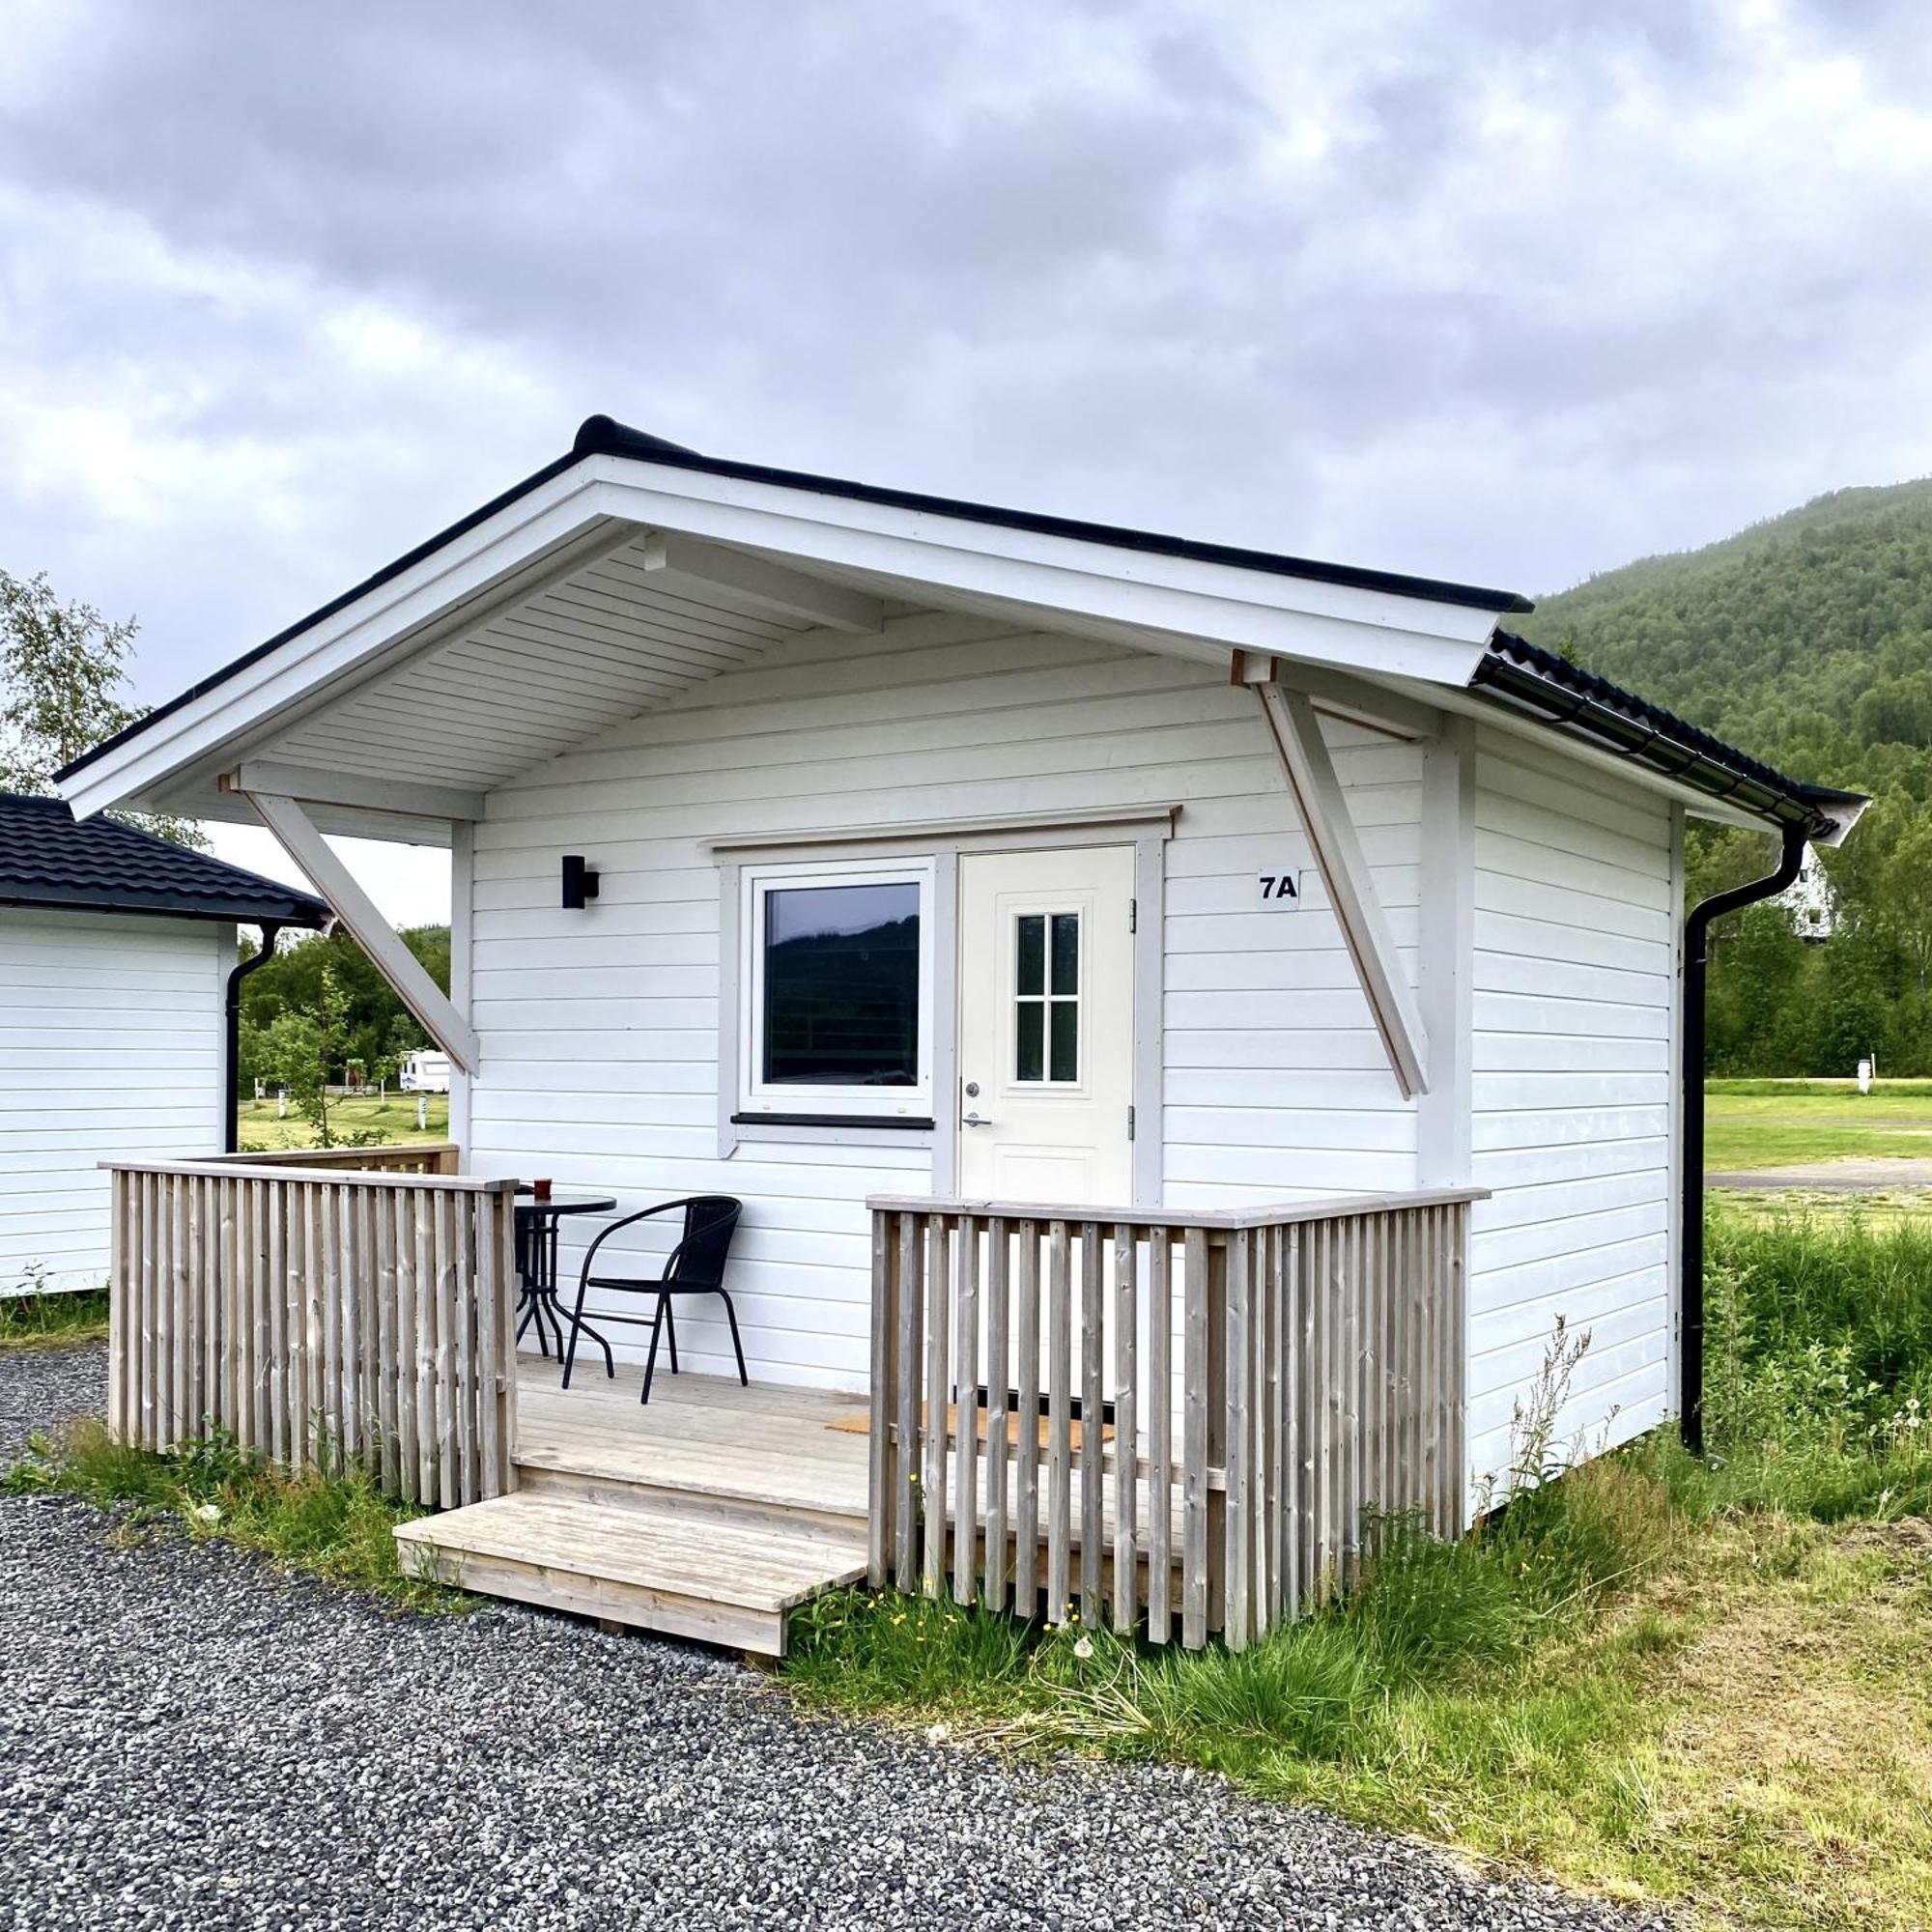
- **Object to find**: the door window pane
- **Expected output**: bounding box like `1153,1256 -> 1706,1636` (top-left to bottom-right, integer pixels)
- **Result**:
761,881 -> 920,1087
1050,913 -> 1079,995
1049,1001 -> 1078,1083
1014,907 -> 1079,1085
1016,914 -> 1045,997
1015,999 -> 1044,1082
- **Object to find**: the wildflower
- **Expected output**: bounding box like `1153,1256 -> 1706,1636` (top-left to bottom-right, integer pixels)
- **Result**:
1072,1634 -> 1094,1661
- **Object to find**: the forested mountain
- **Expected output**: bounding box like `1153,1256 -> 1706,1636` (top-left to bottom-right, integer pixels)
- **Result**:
1519,477 -> 1932,1075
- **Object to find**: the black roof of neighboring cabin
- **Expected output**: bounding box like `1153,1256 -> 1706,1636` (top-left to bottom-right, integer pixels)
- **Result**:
0,793 -> 329,926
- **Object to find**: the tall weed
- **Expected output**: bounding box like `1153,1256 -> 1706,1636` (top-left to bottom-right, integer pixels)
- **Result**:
1701,1208 -> 1932,1520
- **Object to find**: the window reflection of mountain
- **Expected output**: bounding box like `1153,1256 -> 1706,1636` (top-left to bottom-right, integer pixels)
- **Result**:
763,915 -> 920,1086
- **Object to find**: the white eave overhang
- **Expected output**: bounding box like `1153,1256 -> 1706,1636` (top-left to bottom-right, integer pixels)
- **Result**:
57,446 -> 1515,833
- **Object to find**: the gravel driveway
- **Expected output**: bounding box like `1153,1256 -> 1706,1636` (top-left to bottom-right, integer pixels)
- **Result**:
0,1345 -> 1673,1931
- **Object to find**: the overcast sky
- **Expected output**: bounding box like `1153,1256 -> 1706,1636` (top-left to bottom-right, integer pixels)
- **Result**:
6,0 -> 1930,918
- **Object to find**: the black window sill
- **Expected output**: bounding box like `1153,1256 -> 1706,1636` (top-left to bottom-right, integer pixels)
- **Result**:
730,1112 -> 936,1131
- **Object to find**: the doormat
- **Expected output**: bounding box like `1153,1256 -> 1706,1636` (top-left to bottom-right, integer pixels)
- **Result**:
827,1404 -> 1112,1450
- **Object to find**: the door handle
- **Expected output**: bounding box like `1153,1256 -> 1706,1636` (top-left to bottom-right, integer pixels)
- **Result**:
962,1112 -> 992,1128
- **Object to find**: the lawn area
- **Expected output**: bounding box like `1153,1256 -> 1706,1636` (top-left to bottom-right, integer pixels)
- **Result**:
236,1091 -> 450,1151
1704,1077 -> 1932,1173
784,1208 -> 1932,1930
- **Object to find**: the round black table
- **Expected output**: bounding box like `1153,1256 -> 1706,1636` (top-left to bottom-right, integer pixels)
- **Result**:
514,1189 -> 616,1374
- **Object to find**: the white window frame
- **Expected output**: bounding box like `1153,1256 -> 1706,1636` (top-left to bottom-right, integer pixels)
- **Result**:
709,801 -> 1174,1199
737,856 -> 936,1122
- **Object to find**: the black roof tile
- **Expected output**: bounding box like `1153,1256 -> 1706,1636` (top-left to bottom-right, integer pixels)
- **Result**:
0,793 -> 330,925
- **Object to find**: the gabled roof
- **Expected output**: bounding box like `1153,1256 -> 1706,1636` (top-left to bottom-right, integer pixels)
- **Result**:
48,412 -> 1861,850
570,415 -> 1536,613
0,794 -> 330,925
57,414 -> 1531,786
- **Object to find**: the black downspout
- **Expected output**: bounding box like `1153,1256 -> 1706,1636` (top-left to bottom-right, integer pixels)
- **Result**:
1680,823 -> 1807,1456
224,923 -> 284,1153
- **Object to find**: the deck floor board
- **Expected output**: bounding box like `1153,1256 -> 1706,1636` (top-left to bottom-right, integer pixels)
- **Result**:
513,1355 -> 872,1518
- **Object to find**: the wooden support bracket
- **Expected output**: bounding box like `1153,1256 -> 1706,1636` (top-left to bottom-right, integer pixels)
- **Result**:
1252,680 -> 1431,1097
241,788 -> 481,1075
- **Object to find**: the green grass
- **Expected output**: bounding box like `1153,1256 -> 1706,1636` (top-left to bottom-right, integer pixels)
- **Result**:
1705,1077 -> 1932,1173
782,1206 -> 1932,1930
3,1419 -> 471,1614
0,1289 -> 110,1348
236,1091 -> 451,1151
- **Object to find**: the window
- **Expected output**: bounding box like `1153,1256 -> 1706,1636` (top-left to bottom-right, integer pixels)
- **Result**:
741,861 -> 933,1120
1014,909 -> 1079,1084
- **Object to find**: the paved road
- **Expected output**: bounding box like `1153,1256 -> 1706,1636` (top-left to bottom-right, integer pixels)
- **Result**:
0,1345 -> 1673,1931
1709,1155 -> 1932,1192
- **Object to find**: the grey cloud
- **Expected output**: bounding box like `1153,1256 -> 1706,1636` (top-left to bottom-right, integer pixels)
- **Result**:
1,0 -> 1929,702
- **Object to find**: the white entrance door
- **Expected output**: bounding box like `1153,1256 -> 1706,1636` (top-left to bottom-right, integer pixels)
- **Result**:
956,845 -> 1136,1206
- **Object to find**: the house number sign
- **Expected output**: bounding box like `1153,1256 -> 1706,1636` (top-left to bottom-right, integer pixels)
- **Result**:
1257,869 -> 1304,907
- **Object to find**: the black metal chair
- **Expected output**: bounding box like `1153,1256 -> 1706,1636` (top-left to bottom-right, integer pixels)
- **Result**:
562,1196 -> 746,1404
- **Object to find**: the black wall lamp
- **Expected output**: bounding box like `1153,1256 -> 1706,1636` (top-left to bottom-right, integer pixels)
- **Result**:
561,854 -> 600,909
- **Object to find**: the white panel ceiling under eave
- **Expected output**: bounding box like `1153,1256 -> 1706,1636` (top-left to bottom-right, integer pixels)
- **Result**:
263,532 -> 810,792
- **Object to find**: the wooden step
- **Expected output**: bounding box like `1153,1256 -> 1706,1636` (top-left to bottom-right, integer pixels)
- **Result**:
394,1492 -> 867,1658
513,1452 -> 868,1543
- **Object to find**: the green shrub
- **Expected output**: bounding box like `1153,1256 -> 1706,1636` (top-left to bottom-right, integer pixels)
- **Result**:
1707,1210 -> 1932,1401
1699,1208 -> 1932,1520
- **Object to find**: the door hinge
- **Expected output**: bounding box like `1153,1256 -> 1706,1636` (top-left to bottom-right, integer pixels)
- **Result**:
1127,1104 -> 1136,1141
1128,896 -> 1137,933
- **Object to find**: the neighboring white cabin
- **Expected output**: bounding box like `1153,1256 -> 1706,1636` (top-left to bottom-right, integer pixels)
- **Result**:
0,792 -> 330,1296
0,909 -> 229,1293
62,413 -> 1860,1518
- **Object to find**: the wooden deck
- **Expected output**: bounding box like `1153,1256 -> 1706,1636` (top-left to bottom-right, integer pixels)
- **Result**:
103,1152 -> 1481,1659
394,1357 -> 873,1656
396,1359 -> 1192,1654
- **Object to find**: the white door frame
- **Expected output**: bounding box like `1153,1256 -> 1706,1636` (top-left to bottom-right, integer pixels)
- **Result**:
954,843 -> 1139,1208
710,804 -> 1170,1208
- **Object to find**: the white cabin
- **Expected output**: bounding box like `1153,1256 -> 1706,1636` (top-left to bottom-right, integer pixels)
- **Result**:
0,794 -> 327,1294
58,418 -> 1863,1651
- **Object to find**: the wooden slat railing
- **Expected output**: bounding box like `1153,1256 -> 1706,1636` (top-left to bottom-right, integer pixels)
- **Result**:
102,1157 -> 518,1508
223,1141 -> 462,1175
867,1188 -> 1483,1650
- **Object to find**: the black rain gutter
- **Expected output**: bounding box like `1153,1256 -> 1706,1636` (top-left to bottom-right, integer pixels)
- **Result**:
1469,653 -> 1838,840
1679,823 -> 1807,1458
224,923 -> 284,1153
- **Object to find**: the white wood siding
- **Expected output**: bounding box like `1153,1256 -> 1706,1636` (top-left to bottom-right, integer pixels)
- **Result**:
0,911 -> 228,1294
1467,728 -> 1679,1492
469,613 -> 1422,1391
